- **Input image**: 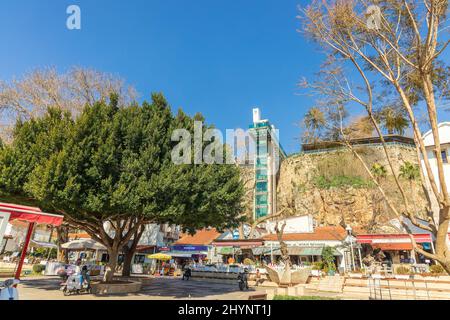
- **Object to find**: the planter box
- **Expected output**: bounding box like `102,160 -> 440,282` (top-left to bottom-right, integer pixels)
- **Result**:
91,280 -> 142,295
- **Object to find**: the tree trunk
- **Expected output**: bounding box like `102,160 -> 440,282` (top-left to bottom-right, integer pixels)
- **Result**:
122,246 -> 134,277
435,208 -> 450,275
104,248 -> 119,282
122,225 -> 145,277
410,181 -> 417,215
56,226 -> 69,263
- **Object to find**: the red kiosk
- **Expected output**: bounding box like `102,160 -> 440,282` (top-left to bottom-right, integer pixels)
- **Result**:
0,202 -> 64,279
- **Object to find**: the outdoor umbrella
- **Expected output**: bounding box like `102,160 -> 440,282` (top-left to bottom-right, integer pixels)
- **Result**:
147,253 -> 172,261
30,240 -> 58,249
147,253 -> 172,276
61,239 -> 106,251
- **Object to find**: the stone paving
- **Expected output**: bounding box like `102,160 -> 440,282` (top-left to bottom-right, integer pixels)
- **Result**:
3,276 -> 265,300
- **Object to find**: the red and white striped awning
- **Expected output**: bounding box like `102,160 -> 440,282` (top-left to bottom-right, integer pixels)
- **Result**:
357,233 -> 433,245
0,202 -> 63,226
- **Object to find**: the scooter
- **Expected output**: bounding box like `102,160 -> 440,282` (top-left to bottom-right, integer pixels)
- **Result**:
60,272 -> 91,296
0,279 -> 20,300
237,269 -> 249,291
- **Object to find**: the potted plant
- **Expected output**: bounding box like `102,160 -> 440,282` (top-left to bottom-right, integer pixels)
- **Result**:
394,266 -> 411,280
311,262 -> 323,277
321,246 -> 337,276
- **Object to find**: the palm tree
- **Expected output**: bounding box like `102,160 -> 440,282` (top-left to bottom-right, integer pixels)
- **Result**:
399,162 -> 421,214
376,106 -> 409,135
371,163 -> 387,183
303,107 -> 326,144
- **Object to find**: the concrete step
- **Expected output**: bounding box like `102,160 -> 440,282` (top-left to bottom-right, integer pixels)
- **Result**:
313,276 -> 345,293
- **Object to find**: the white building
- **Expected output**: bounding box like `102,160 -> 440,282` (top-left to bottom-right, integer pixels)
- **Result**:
421,123 -> 450,243
422,122 -> 450,194
265,215 -> 315,234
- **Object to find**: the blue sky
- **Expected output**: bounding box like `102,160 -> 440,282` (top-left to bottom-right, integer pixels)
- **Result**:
0,1 -> 448,154
0,0 -> 322,154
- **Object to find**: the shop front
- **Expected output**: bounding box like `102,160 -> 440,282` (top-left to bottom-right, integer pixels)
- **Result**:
212,239 -> 264,264
261,226 -> 348,270
260,240 -> 344,268
168,245 -> 210,264
356,233 -> 435,265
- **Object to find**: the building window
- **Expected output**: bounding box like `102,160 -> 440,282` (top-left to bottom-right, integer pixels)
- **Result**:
442,150 -> 448,163
433,150 -> 448,163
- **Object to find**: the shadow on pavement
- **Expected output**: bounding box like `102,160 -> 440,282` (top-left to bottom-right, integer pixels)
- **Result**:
15,276 -> 258,299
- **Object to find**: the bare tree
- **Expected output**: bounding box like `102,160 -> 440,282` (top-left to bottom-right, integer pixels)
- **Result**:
300,0 -> 450,272
0,67 -> 138,121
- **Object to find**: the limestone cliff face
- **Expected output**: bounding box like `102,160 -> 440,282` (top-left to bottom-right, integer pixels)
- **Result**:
242,144 -> 428,232
277,145 -> 428,231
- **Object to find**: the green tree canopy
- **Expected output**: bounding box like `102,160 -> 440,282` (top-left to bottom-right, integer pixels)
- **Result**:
0,93 -> 245,281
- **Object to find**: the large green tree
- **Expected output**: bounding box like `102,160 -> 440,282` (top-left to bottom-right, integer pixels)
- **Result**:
0,93 -> 245,282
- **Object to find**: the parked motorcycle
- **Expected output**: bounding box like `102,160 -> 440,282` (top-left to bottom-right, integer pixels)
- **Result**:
0,279 -> 20,300
60,267 -> 91,296
238,268 -> 249,291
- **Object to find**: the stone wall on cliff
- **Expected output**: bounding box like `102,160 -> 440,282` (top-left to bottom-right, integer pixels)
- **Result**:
241,143 -> 428,233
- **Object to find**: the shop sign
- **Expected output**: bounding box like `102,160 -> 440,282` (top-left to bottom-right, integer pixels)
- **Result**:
171,245 -> 209,252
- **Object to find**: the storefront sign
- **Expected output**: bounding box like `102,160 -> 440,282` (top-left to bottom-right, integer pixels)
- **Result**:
264,240 -> 339,247
171,245 -> 209,252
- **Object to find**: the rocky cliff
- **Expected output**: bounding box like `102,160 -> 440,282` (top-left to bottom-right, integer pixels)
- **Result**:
243,144 -> 428,232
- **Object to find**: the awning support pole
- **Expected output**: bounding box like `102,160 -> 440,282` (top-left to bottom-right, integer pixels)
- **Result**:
15,222 -> 35,280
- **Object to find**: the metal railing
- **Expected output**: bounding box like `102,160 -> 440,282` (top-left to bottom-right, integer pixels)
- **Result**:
368,277 -> 434,300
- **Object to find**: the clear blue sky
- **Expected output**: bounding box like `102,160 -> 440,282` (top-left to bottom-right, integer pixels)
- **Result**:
0,0 -> 322,154
2,1 -> 447,154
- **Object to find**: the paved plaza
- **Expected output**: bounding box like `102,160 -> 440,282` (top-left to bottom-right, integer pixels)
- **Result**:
3,276 -> 265,300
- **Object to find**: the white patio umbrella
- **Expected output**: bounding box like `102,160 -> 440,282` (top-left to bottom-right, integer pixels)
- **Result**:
61,239 -> 106,251
30,240 -> 58,249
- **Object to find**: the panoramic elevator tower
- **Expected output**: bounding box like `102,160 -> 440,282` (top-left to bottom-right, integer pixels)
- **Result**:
249,108 -> 287,220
